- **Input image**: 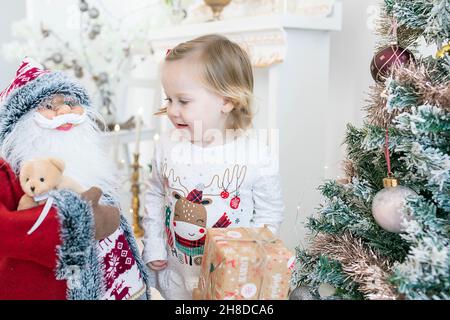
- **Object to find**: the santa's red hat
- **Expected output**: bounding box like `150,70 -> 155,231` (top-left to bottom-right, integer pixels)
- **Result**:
0,57 -> 90,143
0,57 -> 50,102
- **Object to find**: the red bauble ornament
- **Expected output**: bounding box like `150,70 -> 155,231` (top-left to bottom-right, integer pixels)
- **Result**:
221,190 -> 229,199
230,195 -> 240,209
370,45 -> 415,83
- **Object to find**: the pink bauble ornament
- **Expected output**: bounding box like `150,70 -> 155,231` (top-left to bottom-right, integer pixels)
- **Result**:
230,195 -> 240,209
371,177 -> 417,233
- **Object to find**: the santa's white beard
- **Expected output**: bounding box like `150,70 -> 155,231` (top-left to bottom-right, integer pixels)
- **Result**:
1,109 -> 120,204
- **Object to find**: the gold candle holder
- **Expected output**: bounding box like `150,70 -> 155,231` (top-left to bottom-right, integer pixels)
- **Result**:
131,153 -> 144,238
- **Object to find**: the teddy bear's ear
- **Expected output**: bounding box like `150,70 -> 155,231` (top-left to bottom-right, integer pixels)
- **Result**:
19,160 -> 30,171
48,157 -> 65,173
19,162 -> 30,179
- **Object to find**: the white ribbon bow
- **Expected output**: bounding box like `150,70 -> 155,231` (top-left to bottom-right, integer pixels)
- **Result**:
27,195 -> 54,235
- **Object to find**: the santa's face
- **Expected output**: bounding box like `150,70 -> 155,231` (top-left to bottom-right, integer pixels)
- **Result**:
35,94 -> 86,131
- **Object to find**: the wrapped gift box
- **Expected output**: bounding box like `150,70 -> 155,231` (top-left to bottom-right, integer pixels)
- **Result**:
192,287 -> 202,300
194,226 -> 295,300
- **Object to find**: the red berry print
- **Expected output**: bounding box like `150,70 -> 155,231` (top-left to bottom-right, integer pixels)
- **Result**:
221,190 -> 229,199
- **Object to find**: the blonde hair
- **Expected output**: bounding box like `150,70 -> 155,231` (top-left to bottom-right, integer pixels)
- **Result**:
156,34 -> 254,130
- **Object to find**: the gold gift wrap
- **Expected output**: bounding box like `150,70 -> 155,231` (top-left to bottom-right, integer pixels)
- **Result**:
194,227 -> 295,300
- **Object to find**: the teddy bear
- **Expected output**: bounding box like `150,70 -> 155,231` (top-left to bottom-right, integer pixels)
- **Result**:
17,157 -> 120,240
17,157 -> 85,210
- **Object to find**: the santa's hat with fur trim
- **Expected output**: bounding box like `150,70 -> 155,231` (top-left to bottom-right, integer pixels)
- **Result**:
0,57 -> 91,143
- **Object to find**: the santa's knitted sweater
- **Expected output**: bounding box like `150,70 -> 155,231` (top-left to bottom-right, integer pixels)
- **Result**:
142,131 -> 284,297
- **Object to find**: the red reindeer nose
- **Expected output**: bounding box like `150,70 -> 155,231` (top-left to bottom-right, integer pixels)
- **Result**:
199,228 -> 205,234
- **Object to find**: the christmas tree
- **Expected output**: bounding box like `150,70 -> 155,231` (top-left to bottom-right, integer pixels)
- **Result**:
291,0 -> 450,300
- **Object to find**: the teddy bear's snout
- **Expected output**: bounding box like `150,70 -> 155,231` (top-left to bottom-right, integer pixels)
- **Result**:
25,179 -> 46,196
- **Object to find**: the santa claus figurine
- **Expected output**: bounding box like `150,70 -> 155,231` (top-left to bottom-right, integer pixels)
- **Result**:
0,58 -> 154,299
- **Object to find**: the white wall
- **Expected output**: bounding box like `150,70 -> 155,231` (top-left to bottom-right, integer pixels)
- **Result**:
324,0 -> 378,181
0,1 -> 26,88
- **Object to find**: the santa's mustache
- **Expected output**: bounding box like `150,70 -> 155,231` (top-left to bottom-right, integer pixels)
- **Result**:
33,111 -> 87,129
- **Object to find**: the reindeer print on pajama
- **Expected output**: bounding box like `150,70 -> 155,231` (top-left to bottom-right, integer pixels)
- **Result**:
142,133 -> 284,298
172,189 -> 211,265
166,165 -> 243,267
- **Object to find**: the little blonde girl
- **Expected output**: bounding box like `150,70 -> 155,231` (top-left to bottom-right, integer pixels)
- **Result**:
142,34 -> 284,300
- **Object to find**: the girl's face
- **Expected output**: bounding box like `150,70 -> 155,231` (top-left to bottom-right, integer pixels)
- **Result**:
161,57 -> 233,144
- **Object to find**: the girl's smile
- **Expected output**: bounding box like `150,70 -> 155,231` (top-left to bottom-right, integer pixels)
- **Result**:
175,123 -> 189,129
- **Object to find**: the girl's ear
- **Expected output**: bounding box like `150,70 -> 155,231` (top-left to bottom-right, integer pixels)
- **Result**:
221,98 -> 234,114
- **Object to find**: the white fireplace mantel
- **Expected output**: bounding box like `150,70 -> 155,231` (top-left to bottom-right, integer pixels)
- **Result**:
143,6 -> 342,68
133,4 -> 343,250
